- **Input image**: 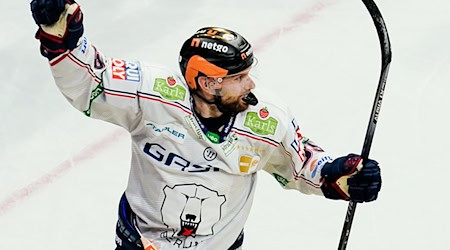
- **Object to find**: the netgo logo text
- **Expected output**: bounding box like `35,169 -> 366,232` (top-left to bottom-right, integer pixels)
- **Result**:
111,58 -> 141,82
191,38 -> 229,53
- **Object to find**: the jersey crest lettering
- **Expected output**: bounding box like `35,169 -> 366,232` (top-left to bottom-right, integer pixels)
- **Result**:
143,143 -> 219,173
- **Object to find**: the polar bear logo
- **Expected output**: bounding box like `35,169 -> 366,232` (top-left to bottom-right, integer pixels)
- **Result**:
161,184 -> 226,237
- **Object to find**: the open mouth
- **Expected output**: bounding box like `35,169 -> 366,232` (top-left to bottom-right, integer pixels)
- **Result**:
179,220 -> 199,236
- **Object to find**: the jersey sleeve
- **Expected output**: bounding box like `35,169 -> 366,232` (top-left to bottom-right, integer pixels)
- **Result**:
48,36 -> 143,131
263,115 -> 332,196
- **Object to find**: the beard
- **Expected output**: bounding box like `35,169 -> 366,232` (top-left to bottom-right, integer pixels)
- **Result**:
220,95 -> 250,113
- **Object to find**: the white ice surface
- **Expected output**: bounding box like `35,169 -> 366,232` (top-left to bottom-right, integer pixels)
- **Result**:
1,0 -> 449,249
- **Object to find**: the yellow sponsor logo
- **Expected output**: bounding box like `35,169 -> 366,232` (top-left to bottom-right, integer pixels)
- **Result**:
239,155 -> 260,173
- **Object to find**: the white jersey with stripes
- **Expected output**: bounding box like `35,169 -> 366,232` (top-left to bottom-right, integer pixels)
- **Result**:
48,36 -> 331,249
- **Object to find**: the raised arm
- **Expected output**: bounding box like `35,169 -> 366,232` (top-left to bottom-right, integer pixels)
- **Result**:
31,0 -> 143,131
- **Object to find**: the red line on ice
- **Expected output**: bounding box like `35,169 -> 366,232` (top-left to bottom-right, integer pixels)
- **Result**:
0,129 -> 127,215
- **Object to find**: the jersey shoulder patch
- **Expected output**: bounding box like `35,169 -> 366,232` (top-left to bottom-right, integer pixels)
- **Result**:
141,65 -> 190,103
235,98 -> 290,144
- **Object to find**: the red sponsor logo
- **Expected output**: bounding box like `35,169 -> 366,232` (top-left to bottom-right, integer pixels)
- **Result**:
167,76 -> 176,86
258,107 -> 269,119
111,58 -> 140,82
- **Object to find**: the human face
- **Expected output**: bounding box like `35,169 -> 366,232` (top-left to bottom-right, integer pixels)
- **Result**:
218,68 -> 256,113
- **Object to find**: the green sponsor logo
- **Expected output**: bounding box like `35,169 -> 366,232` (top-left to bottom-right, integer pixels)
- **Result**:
83,82 -> 104,117
273,173 -> 289,187
244,112 -> 278,135
153,78 -> 186,101
206,131 -> 220,144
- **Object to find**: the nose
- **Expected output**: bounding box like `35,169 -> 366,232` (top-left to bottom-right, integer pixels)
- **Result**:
245,75 -> 255,90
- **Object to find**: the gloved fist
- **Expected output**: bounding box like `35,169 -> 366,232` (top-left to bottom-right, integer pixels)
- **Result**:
30,0 -> 83,59
320,154 -> 381,202
31,0 -> 67,25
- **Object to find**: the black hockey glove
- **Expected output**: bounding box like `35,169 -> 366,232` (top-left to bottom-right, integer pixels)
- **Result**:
30,0 -> 83,60
320,154 -> 381,203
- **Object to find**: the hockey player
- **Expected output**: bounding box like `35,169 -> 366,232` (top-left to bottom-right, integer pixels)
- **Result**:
30,1 -> 382,249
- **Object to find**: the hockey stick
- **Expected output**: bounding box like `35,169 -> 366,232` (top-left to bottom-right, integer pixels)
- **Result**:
337,0 -> 392,250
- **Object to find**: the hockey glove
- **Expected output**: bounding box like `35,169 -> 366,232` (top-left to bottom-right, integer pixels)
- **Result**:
30,0 -> 83,60
320,154 -> 381,202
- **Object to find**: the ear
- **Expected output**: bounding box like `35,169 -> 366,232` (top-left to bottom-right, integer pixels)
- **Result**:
197,76 -> 209,91
196,76 -> 214,96
198,77 -> 222,94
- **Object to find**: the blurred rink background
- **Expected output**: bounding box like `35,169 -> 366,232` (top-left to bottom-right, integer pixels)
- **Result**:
1,0 -> 449,249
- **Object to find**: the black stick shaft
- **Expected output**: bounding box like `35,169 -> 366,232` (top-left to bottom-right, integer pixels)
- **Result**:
337,0 -> 391,249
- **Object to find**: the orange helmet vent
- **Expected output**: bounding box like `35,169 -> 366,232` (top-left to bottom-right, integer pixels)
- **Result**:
185,55 -> 228,89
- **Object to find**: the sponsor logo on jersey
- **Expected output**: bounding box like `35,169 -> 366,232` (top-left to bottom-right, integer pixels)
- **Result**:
167,76 -> 177,86
80,37 -> 88,54
203,147 -> 217,161
273,173 -> 289,187
153,78 -> 186,101
111,58 -> 141,82
143,143 -> 219,173
184,115 -> 205,141
161,184 -> 226,247
221,132 -> 238,156
145,121 -> 186,144
206,131 -> 220,144
309,155 -> 332,178
244,109 -> 278,136
258,107 -> 269,119
239,155 -> 260,173
83,82 -> 104,117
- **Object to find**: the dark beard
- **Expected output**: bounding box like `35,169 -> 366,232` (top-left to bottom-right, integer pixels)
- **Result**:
220,96 -> 249,113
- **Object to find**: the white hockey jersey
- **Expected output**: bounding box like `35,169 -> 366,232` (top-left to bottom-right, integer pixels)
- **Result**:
48,36 -> 332,249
